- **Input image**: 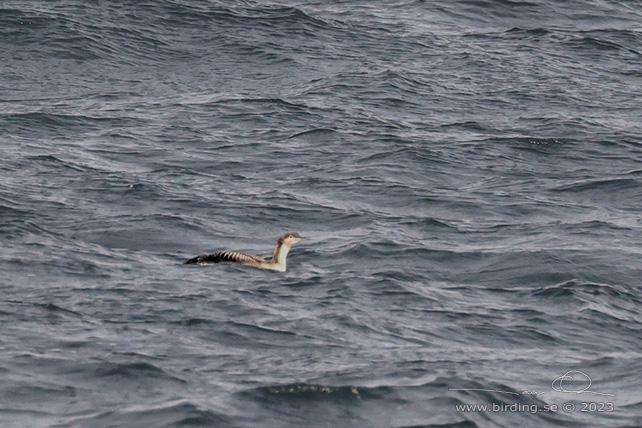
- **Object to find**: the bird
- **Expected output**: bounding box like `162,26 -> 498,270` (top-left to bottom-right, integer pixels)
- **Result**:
184,232 -> 303,272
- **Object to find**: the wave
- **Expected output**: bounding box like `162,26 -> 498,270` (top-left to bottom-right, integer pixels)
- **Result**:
94,362 -> 186,383
249,383 -> 361,401
0,112 -> 145,135
527,280 -> 641,320
551,177 -> 640,193
55,399 -> 232,428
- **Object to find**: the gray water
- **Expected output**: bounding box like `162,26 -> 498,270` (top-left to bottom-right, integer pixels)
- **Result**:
1,1 -> 642,427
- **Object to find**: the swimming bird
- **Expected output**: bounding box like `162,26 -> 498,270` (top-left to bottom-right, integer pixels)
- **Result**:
184,232 -> 303,272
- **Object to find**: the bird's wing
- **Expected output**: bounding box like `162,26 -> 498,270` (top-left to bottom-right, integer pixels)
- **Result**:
185,251 -> 266,265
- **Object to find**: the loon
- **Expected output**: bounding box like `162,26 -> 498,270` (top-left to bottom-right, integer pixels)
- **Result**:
184,232 -> 303,272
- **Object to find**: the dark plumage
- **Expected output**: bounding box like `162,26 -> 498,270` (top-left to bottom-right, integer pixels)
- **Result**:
184,251 -> 266,265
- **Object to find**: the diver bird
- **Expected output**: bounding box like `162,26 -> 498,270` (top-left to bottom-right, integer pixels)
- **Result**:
184,232 -> 303,272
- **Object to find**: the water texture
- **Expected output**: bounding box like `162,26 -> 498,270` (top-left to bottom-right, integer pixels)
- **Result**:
1,1 -> 641,427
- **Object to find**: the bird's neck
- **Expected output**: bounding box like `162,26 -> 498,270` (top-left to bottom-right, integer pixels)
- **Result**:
270,242 -> 291,271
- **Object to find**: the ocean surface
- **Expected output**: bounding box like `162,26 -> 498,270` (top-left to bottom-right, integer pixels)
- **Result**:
1,1 -> 641,427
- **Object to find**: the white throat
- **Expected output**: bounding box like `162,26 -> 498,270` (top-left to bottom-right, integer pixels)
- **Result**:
271,243 -> 292,272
